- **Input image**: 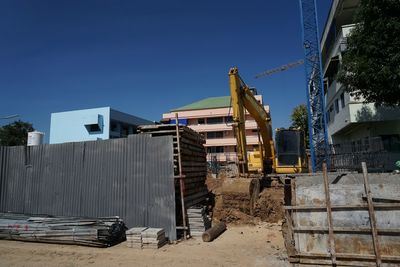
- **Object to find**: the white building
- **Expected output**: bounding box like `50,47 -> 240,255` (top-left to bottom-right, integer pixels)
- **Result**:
321,0 -> 400,165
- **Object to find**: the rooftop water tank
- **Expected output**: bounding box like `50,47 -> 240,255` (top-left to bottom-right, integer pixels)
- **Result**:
27,131 -> 44,146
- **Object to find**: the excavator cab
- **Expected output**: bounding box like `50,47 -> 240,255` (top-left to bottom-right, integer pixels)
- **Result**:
275,128 -> 308,174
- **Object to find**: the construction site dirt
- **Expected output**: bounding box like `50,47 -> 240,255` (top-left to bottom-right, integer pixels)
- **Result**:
207,174 -> 285,225
0,223 -> 289,267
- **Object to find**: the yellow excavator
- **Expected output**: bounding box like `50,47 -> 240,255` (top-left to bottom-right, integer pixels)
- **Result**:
228,67 -> 308,175
218,67 -> 308,217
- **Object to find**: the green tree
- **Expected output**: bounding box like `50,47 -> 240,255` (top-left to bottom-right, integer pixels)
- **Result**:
337,0 -> 400,106
290,104 -> 309,148
0,120 -> 34,146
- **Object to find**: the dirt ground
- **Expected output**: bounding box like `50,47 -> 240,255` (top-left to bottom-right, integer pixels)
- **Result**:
208,175 -> 285,225
0,222 -> 289,267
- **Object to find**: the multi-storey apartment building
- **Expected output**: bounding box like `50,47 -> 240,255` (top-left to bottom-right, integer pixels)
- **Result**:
321,0 -> 400,162
162,95 -> 269,163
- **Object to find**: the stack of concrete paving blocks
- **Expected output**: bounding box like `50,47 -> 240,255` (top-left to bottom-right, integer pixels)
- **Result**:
187,206 -> 211,237
141,228 -> 167,249
126,227 -> 147,248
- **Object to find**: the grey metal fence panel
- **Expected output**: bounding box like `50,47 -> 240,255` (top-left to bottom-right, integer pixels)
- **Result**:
0,135 -> 176,240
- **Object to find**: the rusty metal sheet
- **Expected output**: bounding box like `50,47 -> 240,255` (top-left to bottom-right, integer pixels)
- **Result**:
285,172 -> 400,266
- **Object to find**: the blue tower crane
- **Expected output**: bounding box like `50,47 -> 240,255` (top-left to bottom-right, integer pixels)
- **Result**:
299,0 -> 330,172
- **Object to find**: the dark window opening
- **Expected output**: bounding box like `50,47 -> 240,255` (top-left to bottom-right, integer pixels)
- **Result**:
225,116 -> 233,123
207,131 -> 224,139
207,146 -> 224,153
335,99 -> 339,114
340,93 -> 345,108
87,124 -> 101,132
207,117 -> 223,124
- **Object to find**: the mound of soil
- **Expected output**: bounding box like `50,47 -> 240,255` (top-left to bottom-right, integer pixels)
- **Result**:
207,177 -> 284,224
253,187 -> 284,223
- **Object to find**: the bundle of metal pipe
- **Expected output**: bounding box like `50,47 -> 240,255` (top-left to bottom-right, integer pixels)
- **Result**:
0,213 -> 126,247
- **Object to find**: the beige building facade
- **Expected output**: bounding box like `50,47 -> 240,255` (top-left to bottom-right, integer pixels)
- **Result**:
162,95 -> 269,163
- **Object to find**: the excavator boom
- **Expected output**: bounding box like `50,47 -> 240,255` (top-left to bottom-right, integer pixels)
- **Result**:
228,67 -> 276,174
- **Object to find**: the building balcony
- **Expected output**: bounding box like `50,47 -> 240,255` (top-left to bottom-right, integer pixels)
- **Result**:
323,24 -> 355,75
204,136 -> 259,146
328,101 -> 400,137
207,152 -> 237,162
188,120 -> 258,132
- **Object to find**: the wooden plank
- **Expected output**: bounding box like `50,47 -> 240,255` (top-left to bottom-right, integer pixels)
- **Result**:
283,178 -> 297,260
284,203 -> 400,210
175,114 -> 187,240
361,162 -> 382,267
296,252 -> 400,262
298,258 -> 374,267
293,226 -> 400,234
322,162 -> 336,265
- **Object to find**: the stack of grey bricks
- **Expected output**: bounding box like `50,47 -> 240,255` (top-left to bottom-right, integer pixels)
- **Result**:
187,206 -> 211,237
142,228 -> 167,249
126,227 -> 167,249
126,227 -> 148,248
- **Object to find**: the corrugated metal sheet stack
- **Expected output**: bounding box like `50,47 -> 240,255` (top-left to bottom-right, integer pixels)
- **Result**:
0,213 -> 126,247
187,206 -> 211,237
138,124 -> 209,207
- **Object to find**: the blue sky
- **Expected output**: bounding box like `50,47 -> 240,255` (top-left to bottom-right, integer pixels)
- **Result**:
0,0 -> 332,142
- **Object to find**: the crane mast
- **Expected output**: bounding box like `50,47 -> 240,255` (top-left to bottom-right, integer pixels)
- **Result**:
299,0 -> 330,171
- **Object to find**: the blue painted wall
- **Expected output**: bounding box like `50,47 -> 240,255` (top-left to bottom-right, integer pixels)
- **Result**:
50,107 -> 111,144
50,107 -> 153,144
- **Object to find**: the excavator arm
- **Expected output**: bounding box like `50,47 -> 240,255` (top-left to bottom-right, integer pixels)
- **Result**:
229,67 -> 276,174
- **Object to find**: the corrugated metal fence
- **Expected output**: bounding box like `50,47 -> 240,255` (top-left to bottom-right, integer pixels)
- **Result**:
0,135 -> 177,240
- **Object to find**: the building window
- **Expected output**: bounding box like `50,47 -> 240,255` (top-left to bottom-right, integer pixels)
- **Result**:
364,137 -> 370,151
357,139 -> 362,152
87,124 -> 101,132
197,118 -> 205,124
110,121 -> 118,132
351,141 -> 356,152
323,79 -> 329,93
225,116 -> 233,123
380,134 -> 400,152
207,117 -> 223,124
326,111 -> 330,123
335,99 -> 339,114
207,146 -> 224,153
207,131 -> 224,139
329,105 -> 334,122
340,93 -> 345,108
